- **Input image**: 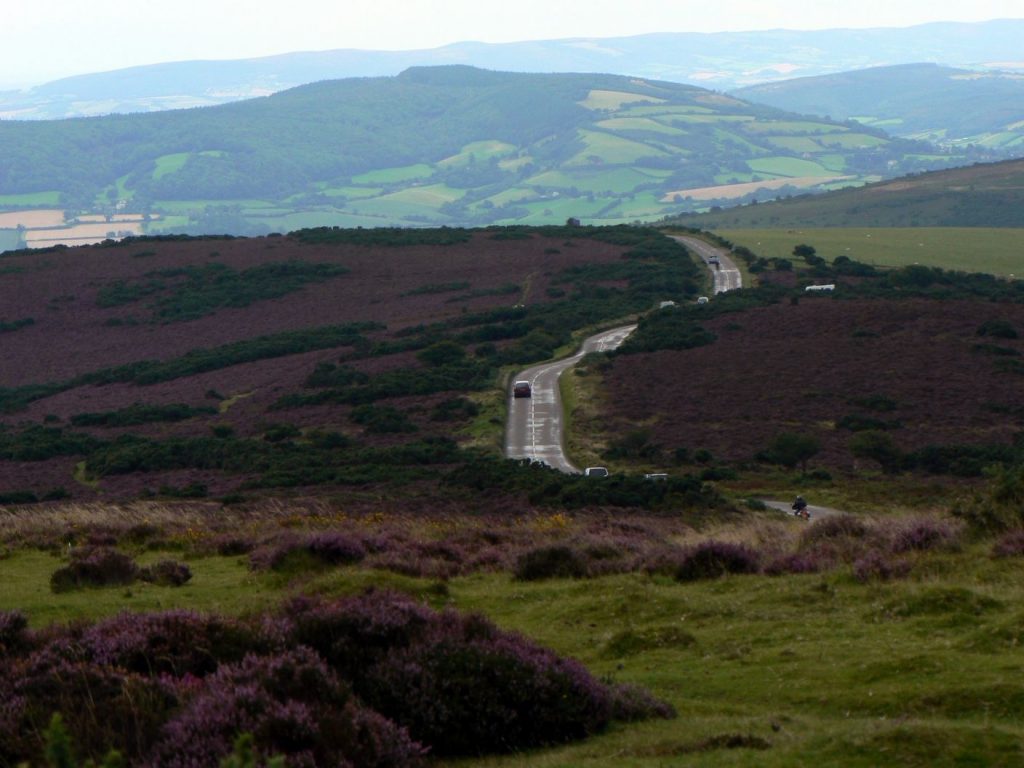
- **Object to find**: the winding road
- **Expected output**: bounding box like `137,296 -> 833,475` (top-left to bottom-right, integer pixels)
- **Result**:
671,235 -> 742,293
504,325 -> 635,473
504,234 -> 740,472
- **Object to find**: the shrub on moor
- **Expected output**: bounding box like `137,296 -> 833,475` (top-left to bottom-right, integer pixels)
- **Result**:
150,648 -> 426,768
282,593 -> 437,679
513,544 -> 589,581
2,656 -> 179,765
78,610 -> 268,678
50,547 -> 140,593
674,541 -> 760,582
139,560 -> 193,587
607,682 -> 677,722
360,612 -> 613,756
0,610 -> 30,656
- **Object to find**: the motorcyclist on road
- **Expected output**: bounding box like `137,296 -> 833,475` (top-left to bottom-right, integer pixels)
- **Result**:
792,495 -> 809,519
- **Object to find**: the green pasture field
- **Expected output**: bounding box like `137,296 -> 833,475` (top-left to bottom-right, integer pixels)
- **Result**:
317,185 -> 385,199
498,156 -> 534,172
154,199 -> 279,213
565,130 -> 670,167
741,121 -> 845,135
525,167 -> 665,195
500,196 -> 613,225
4,519 -> 1024,766
717,227 -> 1024,277
820,133 -> 888,149
622,105 -> 714,117
152,150 -> 225,180
669,114 -> 755,124
349,184 -> 463,219
765,136 -> 824,154
153,153 -> 190,180
578,89 -> 667,111
350,163 -> 434,184
594,117 -> 686,135
818,154 -> 848,172
0,191 -> 60,207
437,140 -> 518,168
747,157 -> 834,177
479,186 -> 535,207
612,192 -> 676,220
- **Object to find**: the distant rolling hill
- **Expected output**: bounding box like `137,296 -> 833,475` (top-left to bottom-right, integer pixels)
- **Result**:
2,20 -> 1022,120
666,157 -> 1024,229
733,63 -> 1024,152
0,66 -> 978,240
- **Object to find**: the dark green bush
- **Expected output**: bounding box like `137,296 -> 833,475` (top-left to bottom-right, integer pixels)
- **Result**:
674,541 -> 760,581
514,546 -> 588,581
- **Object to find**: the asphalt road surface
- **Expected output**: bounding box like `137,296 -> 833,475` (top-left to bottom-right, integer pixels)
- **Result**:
504,325 -> 636,473
763,500 -> 841,520
505,238 -> 739,473
671,235 -> 743,293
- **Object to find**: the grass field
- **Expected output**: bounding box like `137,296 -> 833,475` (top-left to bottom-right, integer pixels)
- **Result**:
747,157 -> 834,177
578,90 -> 667,111
350,164 -> 434,184
594,117 -> 687,135
0,191 -> 61,207
566,130 -> 670,167
525,167 -> 666,195
437,140 -> 517,168
717,228 -> 1024,277
3,510 -> 1024,766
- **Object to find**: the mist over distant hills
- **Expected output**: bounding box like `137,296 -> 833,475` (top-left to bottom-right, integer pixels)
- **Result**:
734,63 -> 1024,151
1,20 -> 1022,120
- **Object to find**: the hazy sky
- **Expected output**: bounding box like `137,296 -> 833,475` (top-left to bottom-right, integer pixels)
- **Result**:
3,0 -> 1022,87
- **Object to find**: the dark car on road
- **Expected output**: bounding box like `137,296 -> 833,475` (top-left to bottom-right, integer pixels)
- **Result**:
513,380 -> 532,398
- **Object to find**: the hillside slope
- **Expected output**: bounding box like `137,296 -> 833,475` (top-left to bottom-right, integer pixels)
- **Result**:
734,63 -> 1024,151
0,66 -> 978,238
3,20 -> 1023,119
667,157 -> 1024,229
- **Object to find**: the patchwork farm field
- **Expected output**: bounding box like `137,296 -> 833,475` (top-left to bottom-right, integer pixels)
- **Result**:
718,228 -> 1024,276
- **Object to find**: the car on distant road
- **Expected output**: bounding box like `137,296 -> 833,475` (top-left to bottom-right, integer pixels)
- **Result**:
584,466 -> 609,477
513,380 -> 532,398
644,473 -> 668,481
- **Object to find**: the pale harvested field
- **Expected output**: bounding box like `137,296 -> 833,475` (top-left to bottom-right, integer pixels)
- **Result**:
77,213 -> 152,223
0,210 -> 65,228
662,175 -> 851,202
25,221 -> 144,246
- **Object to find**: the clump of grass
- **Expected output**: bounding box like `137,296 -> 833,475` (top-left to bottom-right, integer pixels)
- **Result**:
852,551 -> 912,583
992,528 -> 1024,558
139,560 -> 192,587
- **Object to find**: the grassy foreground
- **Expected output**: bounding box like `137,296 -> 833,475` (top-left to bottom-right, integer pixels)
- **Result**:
2,509 -> 1023,767
716,228 -> 1024,277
